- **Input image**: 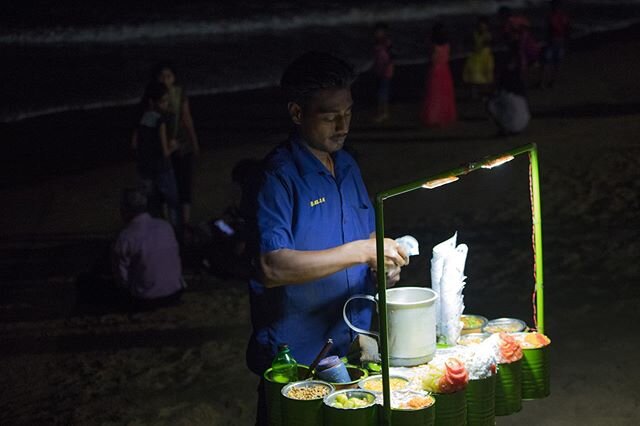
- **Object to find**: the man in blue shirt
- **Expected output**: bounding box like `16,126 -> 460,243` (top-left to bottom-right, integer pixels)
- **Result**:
247,52 -> 408,424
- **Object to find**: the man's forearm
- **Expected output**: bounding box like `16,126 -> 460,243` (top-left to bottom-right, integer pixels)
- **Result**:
260,240 -> 368,288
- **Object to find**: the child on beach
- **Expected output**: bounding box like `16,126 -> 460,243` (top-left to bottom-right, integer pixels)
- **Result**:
372,22 -> 394,122
131,82 -> 181,231
463,17 -> 495,98
153,63 -> 200,230
420,22 -> 457,127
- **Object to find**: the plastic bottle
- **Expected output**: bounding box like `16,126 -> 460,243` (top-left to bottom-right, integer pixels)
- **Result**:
271,344 -> 299,384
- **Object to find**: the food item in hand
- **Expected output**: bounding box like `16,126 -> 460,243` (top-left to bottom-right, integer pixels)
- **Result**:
330,392 -> 374,409
361,376 -> 408,392
497,333 -> 523,364
287,384 -> 330,400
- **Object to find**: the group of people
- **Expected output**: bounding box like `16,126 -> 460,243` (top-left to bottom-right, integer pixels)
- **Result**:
107,64 -> 201,308
372,0 -> 570,135
105,4 -> 571,423
131,64 -> 200,241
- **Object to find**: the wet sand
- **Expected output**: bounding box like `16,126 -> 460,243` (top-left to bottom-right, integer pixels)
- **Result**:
1,27 -> 640,425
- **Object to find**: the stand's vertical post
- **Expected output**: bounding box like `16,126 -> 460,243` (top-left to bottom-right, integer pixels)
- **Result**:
529,146 -> 545,333
374,196 -> 392,426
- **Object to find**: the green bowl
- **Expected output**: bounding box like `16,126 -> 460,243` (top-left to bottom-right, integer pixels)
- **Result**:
281,380 -> 334,426
466,375 -> 496,426
495,360 -> 522,416
391,393 -> 436,426
521,346 -> 550,399
323,389 -> 378,426
434,390 -> 467,426
263,365 -> 310,426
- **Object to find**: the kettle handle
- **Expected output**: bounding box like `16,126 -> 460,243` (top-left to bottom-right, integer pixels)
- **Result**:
343,294 -> 380,341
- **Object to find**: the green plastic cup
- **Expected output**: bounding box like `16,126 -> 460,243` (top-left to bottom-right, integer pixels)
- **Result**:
521,345 -> 550,400
466,375 -> 496,426
322,389 -> 378,426
495,360 -> 522,416
391,397 -> 436,426
263,365 -> 310,426
434,390 -> 467,426
281,380 -> 334,426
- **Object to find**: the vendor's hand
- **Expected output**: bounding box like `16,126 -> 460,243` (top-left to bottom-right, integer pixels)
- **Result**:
362,238 -> 408,271
386,265 -> 402,287
347,334 -> 381,366
372,265 -> 402,288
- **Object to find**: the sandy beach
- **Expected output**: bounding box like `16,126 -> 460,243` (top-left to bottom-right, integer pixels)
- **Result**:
1,25 -> 640,426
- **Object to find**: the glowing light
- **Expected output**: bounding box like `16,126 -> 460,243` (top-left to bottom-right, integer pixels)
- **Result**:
481,155 -> 515,169
422,176 -> 459,189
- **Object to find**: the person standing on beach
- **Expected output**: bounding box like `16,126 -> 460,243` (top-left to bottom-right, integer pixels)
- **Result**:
542,0 -> 571,88
372,22 -> 395,122
498,7 -> 541,85
131,82 -> 181,231
463,17 -> 495,99
246,51 -> 408,425
153,63 -> 200,234
421,22 -> 457,127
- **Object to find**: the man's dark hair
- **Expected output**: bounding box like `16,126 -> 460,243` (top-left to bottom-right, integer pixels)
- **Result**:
280,51 -> 356,106
121,187 -> 148,215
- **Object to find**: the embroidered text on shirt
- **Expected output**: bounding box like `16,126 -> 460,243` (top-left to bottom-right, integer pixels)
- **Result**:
310,197 -> 326,207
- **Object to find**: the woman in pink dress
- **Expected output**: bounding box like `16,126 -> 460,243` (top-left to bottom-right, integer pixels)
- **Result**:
421,23 -> 457,127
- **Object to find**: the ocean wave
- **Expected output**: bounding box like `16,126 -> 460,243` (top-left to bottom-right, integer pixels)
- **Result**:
0,0 -> 546,45
0,81 -> 278,123
3,0 -> 640,123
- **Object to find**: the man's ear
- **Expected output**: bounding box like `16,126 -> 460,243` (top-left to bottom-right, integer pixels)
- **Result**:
288,102 -> 303,125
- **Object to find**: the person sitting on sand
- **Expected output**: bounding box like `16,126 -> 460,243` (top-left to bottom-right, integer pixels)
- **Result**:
112,187 -> 184,310
486,50 -> 530,136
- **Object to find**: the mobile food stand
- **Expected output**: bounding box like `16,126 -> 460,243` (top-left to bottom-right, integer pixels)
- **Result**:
272,143 -> 550,426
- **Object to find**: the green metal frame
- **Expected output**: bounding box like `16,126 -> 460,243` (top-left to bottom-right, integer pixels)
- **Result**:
373,143 -> 544,426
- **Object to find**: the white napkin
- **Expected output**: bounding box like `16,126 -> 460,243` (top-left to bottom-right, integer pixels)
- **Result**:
430,232 -> 468,345
395,235 -> 420,256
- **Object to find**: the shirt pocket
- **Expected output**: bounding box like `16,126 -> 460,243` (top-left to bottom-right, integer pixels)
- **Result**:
345,202 -> 374,241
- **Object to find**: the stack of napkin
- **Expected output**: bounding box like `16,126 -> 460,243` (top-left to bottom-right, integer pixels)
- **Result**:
431,232 -> 468,345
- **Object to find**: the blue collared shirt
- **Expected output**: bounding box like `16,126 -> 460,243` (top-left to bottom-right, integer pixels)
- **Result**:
247,135 -> 375,375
